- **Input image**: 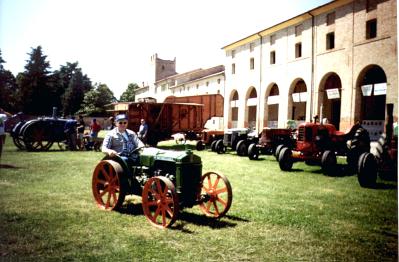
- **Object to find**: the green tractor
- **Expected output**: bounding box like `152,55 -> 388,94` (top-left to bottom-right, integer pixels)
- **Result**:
92,147 -> 233,228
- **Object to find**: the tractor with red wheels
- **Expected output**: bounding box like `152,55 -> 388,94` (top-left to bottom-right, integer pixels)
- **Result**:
92,147 -> 233,228
357,104 -> 397,187
277,121 -> 370,176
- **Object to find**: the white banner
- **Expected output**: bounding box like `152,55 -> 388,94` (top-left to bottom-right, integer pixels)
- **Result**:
374,83 -> 387,96
247,97 -> 258,106
361,85 -> 373,96
230,100 -> 238,107
326,88 -> 340,99
267,95 -> 279,105
292,92 -> 307,102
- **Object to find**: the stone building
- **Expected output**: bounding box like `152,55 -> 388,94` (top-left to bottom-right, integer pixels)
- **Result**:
135,53 -> 225,103
222,0 -> 397,139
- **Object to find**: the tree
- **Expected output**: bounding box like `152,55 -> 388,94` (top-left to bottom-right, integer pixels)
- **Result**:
17,46 -> 53,115
0,49 -> 17,112
59,63 -> 92,116
119,83 -> 138,102
79,83 -> 116,116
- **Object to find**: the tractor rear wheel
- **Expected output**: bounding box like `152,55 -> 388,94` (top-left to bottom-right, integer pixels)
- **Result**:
278,147 -> 293,171
248,143 -> 259,160
321,150 -> 337,176
92,160 -> 127,211
142,177 -> 179,228
236,140 -> 247,156
199,172 -> 232,218
357,152 -> 377,188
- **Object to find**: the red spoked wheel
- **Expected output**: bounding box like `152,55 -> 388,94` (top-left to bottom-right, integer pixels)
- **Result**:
142,177 -> 179,228
92,160 -> 126,211
199,172 -> 232,218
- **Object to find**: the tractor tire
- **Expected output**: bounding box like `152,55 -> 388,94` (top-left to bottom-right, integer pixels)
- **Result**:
347,127 -> 370,172
216,139 -> 226,154
248,143 -> 259,160
374,133 -> 397,179
357,152 -> 377,188
274,144 -> 285,161
321,150 -> 337,176
210,140 -> 218,152
236,140 -> 247,156
278,147 -> 293,171
196,141 -> 205,151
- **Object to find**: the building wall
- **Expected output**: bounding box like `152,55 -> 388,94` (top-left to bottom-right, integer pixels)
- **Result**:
223,0 -> 397,134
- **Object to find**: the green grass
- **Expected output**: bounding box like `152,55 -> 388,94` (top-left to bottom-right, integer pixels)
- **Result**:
0,136 -> 397,261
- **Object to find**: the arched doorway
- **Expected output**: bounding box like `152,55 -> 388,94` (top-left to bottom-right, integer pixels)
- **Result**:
356,65 -> 387,140
319,73 -> 342,129
289,79 -> 307,126
246,87 -> 257,129
229,90 -> 239,128
265,83 -> 279,128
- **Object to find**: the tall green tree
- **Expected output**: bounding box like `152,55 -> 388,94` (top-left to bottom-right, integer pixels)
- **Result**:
119,83 -> 138,102
79,83 -> 116,116
0,49 -> 17,112
55,62 -> 92,115
17,46 -> 53,115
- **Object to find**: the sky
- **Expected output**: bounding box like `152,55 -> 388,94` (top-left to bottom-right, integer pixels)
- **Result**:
0,0 -> 331,98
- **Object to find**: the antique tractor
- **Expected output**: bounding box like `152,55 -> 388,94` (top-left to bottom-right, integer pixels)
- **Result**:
92,147 -> 233,228
277,122 -> 370,175
11,117 -> 69,151
195,129 -> 224,151
247,128 -> 296,160
357,104 -> 398,187
214,128 -> 258,156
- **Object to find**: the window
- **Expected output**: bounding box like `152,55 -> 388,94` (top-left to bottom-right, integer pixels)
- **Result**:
327,12 -> 335,26
217,78 -> 221,84
295,24 -> 303,36
249,42 -> 255,52
326,32 -> 335,50
206,81 -> 209,87
270,35 -> 276,45
232,63 -> 236,74
366,19 -> 377,39
295,42 -> 302,58
270,51 -> 276,64
250,57 -> 255,70
196,84 -> 199,89
231,50 -> 236,58
366,0 -> 377,12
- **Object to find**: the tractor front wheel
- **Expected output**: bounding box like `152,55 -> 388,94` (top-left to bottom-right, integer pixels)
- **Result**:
92,160 -> 127,211
248,143 -> 259,160
142,177 -> 179,228
278,147 -> 293,171
236,140 -> 247,156
196,141 -> 205,151
199,172 -> 232,218
357,152 -> 377,188
321,150 -> 337,176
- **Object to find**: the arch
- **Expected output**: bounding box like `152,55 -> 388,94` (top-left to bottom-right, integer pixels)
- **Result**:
229,89 -> 239,128
355,65 -> 387,139
264,83 -> 279,128
245,87 -> 257,129
288,78 -> 307,125
318,72 -> 342,129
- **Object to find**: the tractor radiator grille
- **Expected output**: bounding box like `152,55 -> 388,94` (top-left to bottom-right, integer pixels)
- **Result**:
298,127 -> 305,141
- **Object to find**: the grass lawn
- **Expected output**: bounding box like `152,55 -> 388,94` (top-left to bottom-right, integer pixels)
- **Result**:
0,135 -> 397,261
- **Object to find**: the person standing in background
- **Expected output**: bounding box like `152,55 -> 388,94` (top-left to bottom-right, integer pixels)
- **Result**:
77,115 -> 85,150
138,118 -> 148,144
0,108 -> 12,160
90,118 -> 102,138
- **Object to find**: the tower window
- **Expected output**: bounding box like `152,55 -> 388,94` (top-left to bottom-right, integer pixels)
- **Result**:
295,42 -> 302,58
270,51 -> 276,64
327,12 -> 335,26
232,63 -> 236,74
366,19 -> 377,39
326,32 -> 335,50
250,58 -> 255,70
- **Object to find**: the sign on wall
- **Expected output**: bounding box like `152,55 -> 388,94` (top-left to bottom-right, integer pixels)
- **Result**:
326,88 -> 340,99
292,92 -> 307,102
267,95 -> 279,105
374,83 -> 387,96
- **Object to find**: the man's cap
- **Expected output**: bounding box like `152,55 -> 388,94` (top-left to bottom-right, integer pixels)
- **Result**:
115,114 -> 128,122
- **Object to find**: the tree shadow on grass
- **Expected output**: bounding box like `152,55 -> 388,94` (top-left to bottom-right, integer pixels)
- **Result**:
0,163 -> 22,169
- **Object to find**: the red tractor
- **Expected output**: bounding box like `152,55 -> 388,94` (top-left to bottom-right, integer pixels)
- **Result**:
277,121 -> 370,176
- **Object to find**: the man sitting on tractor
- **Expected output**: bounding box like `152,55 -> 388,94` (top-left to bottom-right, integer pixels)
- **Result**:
101,114 -> 145,166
